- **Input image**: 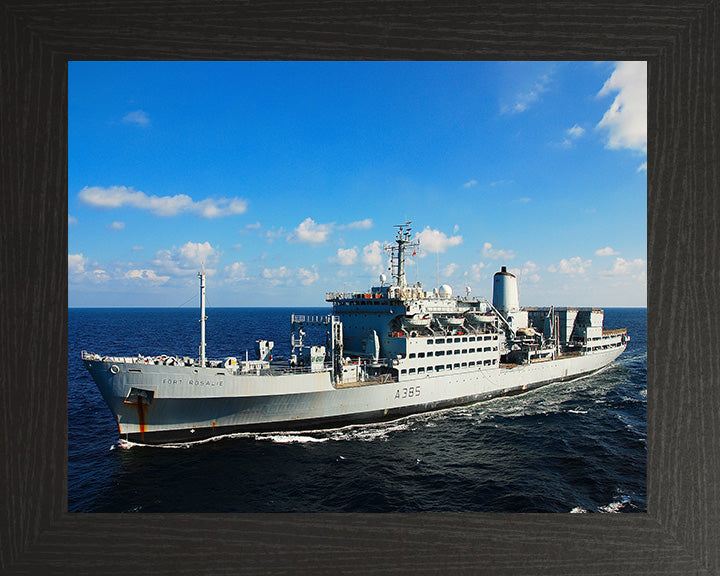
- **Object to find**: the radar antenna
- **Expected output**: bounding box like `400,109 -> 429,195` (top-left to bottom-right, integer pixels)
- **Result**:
385,221 -> 419,287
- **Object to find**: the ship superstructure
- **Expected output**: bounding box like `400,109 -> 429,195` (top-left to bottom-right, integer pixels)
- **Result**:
83,223 -> 627,445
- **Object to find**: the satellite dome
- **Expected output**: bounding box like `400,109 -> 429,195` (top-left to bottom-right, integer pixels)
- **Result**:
438,284 -> 453,298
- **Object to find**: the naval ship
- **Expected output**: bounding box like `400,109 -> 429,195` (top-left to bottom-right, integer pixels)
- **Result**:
83,223 -> 628,445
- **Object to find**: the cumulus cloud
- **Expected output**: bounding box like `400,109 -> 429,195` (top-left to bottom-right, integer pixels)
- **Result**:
362,241 -> 384,267
292,217 -> 332,243
417,227 -> 462,256
261,266 -> 318,287
152,241 -> 218,277
637,161 -> 647,172
602,257 -> 646,280
78,186 -> 248,219
501,73 -> 552,114
122,110 -> 150,126
68,253 -> 111,284
263,227 -> 285,243
558,124 -> 586,149
333,247 -> 358,266
340,219 -> 373,230
443,263 -> 458,277
597,61 -> 647,154
262,266 -> 290,285
595,246 -> 619,256
463,179 -> 478,188
68,215 -> 77,226
106,221 -> 125,231
68,253 -> 87,276
567,124 -> 585,139
298,267 -> 319,286
548,257 -> 592,275
224,261 -> 249,282
508,261 -> 541,284
124,269 -> 170,285
482,242 -> 515,260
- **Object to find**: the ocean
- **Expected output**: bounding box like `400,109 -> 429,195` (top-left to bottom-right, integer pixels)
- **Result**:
68,307 -> 646,513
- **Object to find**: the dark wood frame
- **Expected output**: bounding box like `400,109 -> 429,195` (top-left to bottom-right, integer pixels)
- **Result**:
2,1 -> 717,574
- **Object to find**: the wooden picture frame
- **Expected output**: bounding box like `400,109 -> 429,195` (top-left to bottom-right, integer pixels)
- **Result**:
2,1 -> 717,573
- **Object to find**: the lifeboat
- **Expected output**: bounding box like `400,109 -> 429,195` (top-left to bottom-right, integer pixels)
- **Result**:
401,313 -> 432,330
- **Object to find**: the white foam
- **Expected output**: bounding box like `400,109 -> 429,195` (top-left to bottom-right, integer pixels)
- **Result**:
255,434 -> 329,444
598,496 -> 631,513
570,506 -> 588,513
568,409 -> 588,415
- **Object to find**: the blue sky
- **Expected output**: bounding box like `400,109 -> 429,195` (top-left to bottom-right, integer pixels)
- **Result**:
69,61 -> 647,308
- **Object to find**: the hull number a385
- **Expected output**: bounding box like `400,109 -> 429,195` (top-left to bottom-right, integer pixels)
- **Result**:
395,386 -> 420,400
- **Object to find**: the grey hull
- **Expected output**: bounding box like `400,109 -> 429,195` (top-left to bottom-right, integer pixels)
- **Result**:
85,345 -> 624,445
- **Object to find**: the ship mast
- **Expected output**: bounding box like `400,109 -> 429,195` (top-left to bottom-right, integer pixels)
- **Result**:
387,221 -> 418,287
198,269 -> 207,366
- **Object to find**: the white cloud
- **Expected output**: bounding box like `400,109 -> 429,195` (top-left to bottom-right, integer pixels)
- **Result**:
508,261 -> 541,284
417,227 -> 462,256
597,61 -> 647,154
482,242 -> 515,260
362,241 -> 384,267
262,266 -> 291,286
566,124 -> 585,139
68,253 -> 111,284
333,247 -> 358,266
245,221 -> 262,230
224,262 -> 249,282
501,73 -> 552,114
443,263 -> 458,277
292,217 -> 332,243
78,186 -> 248,219
124,269 -> 170,285
152,241 -> 218,277
261,266 -> 318,287
463,179 -> 478,188
602,257 -> 646,280
122,110 -> 150,126
467,262 -> 486,281
106,221 -> 125,230
341,219 -> 373,230
548,257 -> 592,275
453,224 -> 460,234
131,246 -> 144,251
68,253 -> 87,276
298,267 -> 319,286
68,215 -> 77,226
516,197 -> 531,204
595,246 -> 619,256
263,227 -> 285,243
637,161 -> 647,172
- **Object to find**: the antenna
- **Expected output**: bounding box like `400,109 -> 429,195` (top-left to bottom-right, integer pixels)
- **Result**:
436,250 -> 439,290
198,267 -> 207,367
386,221 -> 419,287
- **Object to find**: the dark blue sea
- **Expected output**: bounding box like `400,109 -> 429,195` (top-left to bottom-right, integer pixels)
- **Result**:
68,307 -> 646,513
